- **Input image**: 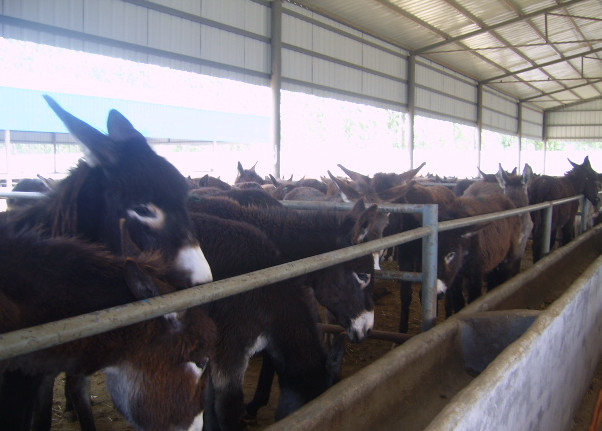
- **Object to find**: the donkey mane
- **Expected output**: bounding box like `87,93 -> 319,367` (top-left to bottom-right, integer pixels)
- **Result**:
8,162 -> 90,237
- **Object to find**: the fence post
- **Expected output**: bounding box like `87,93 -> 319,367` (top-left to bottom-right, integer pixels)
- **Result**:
580,196 -> 589,235
542,204 -> 553,257
421,204 -> 438,331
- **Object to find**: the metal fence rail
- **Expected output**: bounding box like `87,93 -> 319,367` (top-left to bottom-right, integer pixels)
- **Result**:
0,192 -> 597,361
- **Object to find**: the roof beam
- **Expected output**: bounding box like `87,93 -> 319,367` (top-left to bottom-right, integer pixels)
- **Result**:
521,78 -> 602,102
414,0 -> 586,55
546,94 -> 602,112
438,0 -> 568,104
483,46 -> 602,83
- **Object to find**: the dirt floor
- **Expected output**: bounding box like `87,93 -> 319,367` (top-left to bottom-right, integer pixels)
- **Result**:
48,250 -> 602,431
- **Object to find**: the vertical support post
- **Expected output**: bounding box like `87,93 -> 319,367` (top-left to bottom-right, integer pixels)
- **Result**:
421,204 -> 438,331
270,0 -> 282,179
542,111 -> 548,174
517,102 -> 523,170
580,196 -> 589,234
476,83 -> 483,173
407,54 -> 416,169
542,204 -> 553,257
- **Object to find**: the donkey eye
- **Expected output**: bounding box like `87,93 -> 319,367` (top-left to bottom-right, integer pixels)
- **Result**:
195,356 -> 210,370
357,273 -> 370,282
444,252 -> 456,265
132,205 -> 155,218
353,272 -> 371,288
127,203 -> 165,228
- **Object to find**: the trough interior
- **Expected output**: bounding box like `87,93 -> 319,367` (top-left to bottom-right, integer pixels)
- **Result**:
375,311 -> 538,431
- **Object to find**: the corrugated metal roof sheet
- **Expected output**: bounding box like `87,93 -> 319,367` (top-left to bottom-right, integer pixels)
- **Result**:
291,0 -> 602,111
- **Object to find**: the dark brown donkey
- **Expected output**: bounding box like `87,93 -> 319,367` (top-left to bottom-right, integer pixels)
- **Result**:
2,96 -> 213,431
188,196 -> 387,429
0,226 -> 216,431
528,157 -> 600,262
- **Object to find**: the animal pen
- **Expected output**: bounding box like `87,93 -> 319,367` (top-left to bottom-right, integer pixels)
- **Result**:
0,190 -> 601,430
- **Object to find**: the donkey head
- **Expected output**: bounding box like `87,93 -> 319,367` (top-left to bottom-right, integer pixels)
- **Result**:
105,303 -> 216,431
43,96 -> 212,287
312,200 -> 389,343
235,161 -> 265,185
569,156 -> 600,207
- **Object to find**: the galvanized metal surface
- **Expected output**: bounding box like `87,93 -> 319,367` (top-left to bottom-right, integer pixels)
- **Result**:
1,0 -> 601,140
291,0 -> 602,113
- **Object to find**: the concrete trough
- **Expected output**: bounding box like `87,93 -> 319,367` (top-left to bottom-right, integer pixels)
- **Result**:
266,224 -> 602,431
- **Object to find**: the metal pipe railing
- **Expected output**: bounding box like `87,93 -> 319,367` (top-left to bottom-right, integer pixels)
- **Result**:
0,192 -> 596,361
0,224 -> 431,361
0,190 -> 47,199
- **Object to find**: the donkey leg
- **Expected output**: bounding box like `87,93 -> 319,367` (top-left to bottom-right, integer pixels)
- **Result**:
65,374 -> 96,431
208,365 -> 248,431
561,219 -> 576,245
245,353 -> 275,418
269,335 -> 330,421
0,370 -> 44,431
31,374 -> 56,431
397,250 -> 417,333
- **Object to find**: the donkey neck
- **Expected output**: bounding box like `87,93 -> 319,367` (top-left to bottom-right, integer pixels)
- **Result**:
565,168 -> 589,195
244,206 -> 347,261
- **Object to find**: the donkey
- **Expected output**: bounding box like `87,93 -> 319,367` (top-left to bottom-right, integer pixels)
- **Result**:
267,174 -> 330,200
188,196 -> 385,343
437,193 -> 522,316
8,96 -> 212,286
528,157 -> 600,262
463,163 -> 533,270
181,208 -> 374,430
234,161 -> 266,186
374,181 -> 456,333
2,96 -> 214,431
336,162 -> 426,195
327,165 -> 457,333
188,197 -> 387,426
0,225 -> 216,431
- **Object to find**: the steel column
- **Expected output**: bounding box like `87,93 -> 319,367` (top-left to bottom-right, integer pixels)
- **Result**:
421,204 -> 438,331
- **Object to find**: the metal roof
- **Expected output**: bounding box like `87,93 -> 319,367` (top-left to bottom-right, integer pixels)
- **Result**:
291,0 -> 602,111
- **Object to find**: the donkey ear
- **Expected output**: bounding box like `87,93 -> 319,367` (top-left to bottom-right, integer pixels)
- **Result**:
522,164 -> 534,184
328,171 -> 362,203
337,164 -> 371,185
106,109 -> 143,142
44,95 -> 118,167
269,174 -> 281,186
495,164 -> 507,190
124,259 -> 161,300
400,161 -> 426,182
